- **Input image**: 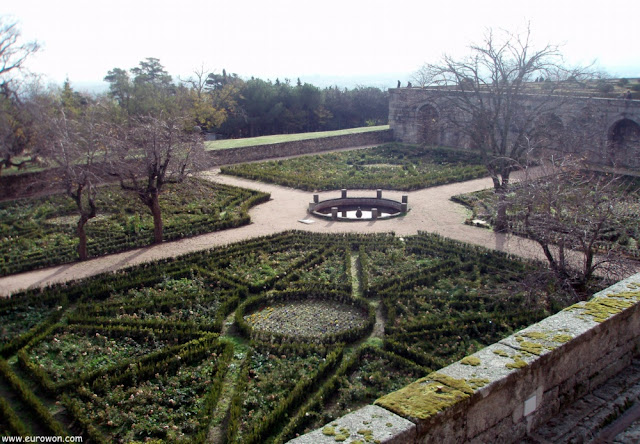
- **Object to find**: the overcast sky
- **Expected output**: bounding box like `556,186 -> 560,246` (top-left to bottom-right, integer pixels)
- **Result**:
3,0 -> 639,90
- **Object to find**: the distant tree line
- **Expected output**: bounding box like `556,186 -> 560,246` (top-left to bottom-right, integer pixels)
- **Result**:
104,60 -> 389,138
0,17 -> 389,259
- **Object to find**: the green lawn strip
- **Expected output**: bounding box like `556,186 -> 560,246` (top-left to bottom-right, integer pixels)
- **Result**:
225,347 -> 253,443
350,251 -> 364,299
205,126 -> 389,151
0,383 -> 32,436
209,337 -> 250,432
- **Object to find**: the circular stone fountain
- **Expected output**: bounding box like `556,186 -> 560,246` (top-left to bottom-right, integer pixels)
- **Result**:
308,189 -> 408,221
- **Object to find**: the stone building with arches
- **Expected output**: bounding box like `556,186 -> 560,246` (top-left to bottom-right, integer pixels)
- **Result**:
389,87 -> 640,169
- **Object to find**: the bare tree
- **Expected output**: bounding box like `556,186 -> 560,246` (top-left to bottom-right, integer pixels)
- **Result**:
180,64 -> 211,100
41,99 -> 106,260
0,18 -> 39,82
105,113 -> 205,244
0,18 -> 40,174
412,64 -> 438,88
419,25 -> 592,231
509,159 -> 638,297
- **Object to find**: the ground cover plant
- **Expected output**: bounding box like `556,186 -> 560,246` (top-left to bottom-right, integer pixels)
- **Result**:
453,172 -> 640,258
0,231 -> 583,443
220,143 -> 488,191
0,177 -> 269,276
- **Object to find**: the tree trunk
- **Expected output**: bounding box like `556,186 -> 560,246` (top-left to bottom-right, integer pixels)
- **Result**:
150,191 -> 163,244
77,216 -> 89,261
493,172 -> 511,233
494,191 -> 509,232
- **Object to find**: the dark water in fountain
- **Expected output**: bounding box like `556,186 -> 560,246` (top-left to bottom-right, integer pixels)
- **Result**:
316,205 -> 399,220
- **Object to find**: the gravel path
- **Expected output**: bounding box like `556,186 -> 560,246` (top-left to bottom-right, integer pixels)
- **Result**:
0,164 -> 550,297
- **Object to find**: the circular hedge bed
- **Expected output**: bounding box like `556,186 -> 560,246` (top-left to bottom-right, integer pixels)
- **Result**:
236,290 -> 374,344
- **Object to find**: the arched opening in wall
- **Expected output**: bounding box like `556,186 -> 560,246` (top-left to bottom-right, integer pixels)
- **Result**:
568,106 -> 604,162
608,119 -> 640,168
531,113 -> 565,157
469,110 -> 492,151
417,105 -> 440,146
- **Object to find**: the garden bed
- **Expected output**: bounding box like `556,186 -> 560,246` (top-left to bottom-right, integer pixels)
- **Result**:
0,177 -> 270,276
220,143 -> 488,191
0,231 -> 588,442
452,172 -> 640,257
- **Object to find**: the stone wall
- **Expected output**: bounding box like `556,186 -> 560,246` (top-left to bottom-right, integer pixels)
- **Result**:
0,129 -> 393,201
290,272 -> 640,443
389,88 -> 640,169
202,129 -> 393,167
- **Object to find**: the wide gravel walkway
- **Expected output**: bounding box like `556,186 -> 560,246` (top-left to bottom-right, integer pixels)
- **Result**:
0,165 -> 551,297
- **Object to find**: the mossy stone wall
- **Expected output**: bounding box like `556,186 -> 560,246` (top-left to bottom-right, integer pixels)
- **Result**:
291,272 -> 640,443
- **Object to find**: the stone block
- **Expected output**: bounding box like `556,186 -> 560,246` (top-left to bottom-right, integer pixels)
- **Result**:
288,405 -> 416,444
416,408 -> 467,444
525,385 -> 560,434
589,349 -> 632,390
468,415 -> 527,444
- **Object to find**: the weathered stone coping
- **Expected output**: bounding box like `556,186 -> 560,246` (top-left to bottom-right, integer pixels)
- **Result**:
288,405 -> 416,444
289,273 -> 640,443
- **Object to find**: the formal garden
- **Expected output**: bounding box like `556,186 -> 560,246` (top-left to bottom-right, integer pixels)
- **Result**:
220,143 -> 488,191
2,142 -> 638,443
0,178 -> 270,276
452,171 -> 640,258
0,230 -> 578,443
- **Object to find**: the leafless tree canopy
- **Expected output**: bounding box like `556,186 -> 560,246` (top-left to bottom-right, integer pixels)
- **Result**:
416,25 -> 593,230
105,113 -> 205,244
509,159 -> 639,297
0,18 -> 40,84
40,103 -> 107,260
0,18 -> 41,174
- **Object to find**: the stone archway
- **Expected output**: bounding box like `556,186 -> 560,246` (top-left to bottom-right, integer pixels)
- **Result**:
608,119 -> 640,168
417,104 -> 440,146
532,112 -> 565,154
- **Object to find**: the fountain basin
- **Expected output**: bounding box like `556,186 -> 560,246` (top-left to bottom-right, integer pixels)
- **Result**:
309,194 -> 407,221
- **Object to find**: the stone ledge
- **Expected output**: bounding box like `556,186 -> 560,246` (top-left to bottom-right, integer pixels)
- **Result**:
287,405 -> 416,444
291,273 -> 640,443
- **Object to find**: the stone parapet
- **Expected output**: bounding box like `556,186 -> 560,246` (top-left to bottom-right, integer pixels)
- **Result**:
389,88 -> 640,169
290,272 -> 640,443
0,129 -> 393,201
203,129 -> 393,167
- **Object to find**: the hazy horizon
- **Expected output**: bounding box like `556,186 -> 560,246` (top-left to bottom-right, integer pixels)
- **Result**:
3,0 -> 639,90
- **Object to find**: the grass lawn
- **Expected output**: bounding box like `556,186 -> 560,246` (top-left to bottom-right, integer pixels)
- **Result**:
205,125 -> 389,151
